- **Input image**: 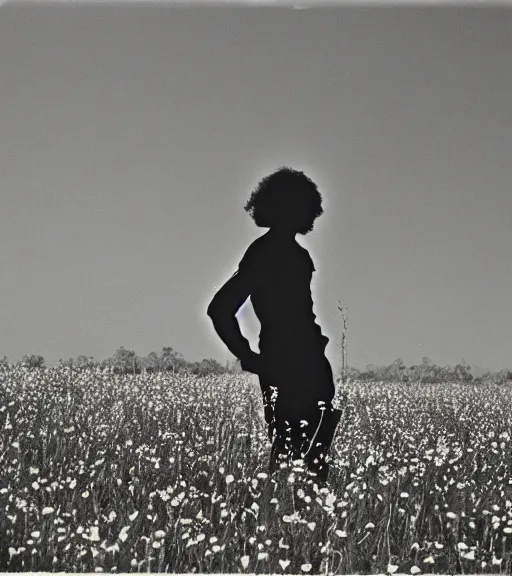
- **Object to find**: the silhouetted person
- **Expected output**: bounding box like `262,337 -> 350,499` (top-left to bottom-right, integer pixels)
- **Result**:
207,167 -> 341,483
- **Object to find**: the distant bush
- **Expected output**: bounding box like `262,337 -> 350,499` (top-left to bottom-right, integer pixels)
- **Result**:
19,354 -> 46,369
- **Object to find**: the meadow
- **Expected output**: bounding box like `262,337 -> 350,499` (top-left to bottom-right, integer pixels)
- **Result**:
2,363 -> 512,574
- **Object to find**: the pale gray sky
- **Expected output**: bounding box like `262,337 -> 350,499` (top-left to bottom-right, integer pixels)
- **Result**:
1,5 -> 511,373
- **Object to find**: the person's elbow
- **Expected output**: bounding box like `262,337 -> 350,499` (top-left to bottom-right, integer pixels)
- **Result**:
206,297 -> 216,317
207,276 -> 250,320
206,297 -> 229,322
206,299 -> 218,320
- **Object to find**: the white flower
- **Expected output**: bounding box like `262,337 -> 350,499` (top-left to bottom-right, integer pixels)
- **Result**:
279,559 -> 291,570
42,507 -> 54,515
446,511 -> 457,519
30,531 -> 41,538
278,538 -> 289,549
258,552 -> 268,561
154,530 -> 166,538
457,542 -> 468,551
462,550 -> 475,560
129,511 -> 138,521
106,542 -> 119,553
118,526 -> 130,542
225,475 -> 234,485
325,493 -> 336,507
410,566 -> 421,574
387,565 -> 398,574
364,522 -> 375,530
307,522 -> 316,531
423,556 -> 435,564
32,482 -> 40,490
81,490 -> 90,499
365,454 -> 375,466
89,527 -> 100,542
301,563 -> 312,572
241,555 -> 250,569
335,529 -> 347,537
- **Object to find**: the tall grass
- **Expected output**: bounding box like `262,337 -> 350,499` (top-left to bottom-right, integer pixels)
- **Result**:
1,363 -> 512,574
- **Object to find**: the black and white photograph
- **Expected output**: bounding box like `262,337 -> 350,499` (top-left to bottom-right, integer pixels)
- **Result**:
1,1 -> 511,574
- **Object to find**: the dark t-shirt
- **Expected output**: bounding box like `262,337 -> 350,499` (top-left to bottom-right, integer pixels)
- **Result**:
237,233 -> 329,361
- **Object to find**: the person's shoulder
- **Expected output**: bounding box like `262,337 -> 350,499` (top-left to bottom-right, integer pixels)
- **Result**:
239,235 -> 269,268
245,234 -> 270,256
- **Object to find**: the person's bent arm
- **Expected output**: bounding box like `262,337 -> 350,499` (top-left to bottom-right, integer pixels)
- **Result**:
206,270 -> 259,366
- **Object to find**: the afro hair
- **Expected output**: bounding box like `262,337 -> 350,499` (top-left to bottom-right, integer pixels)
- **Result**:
244,166 -> 324,235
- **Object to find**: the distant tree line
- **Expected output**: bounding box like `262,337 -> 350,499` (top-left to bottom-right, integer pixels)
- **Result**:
1,348 -> 242,377
345,356 -> 512,385
2,352 -> 511,384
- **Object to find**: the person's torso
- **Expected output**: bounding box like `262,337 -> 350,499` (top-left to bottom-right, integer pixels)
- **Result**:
249,234 -> 329,357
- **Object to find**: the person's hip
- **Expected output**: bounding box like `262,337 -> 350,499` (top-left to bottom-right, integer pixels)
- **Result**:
258,355 -> 334,398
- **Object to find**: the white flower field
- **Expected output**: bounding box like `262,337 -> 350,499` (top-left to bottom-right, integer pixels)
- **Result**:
1,363 -> 512,574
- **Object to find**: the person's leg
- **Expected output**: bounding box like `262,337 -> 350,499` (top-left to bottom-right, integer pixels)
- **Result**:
306,444 -> 329,482
305,404 -> 342,482
258,373 -> 278,442
268,430 -> 285,475
269,399 -> 324,483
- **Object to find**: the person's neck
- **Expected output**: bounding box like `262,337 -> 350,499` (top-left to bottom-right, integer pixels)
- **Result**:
268,227 -> 297,242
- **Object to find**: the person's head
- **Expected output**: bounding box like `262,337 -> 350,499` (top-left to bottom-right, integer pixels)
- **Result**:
244,166 -> 324,235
